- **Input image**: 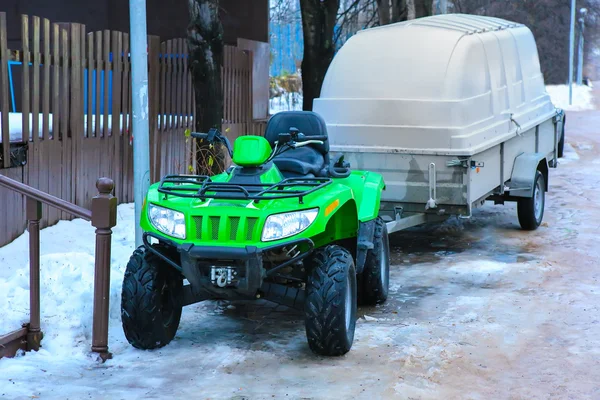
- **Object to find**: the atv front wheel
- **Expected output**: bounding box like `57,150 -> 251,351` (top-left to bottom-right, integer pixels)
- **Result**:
304,245 -> 357,356
121,246 -> 183,350
358,217 -> 390,305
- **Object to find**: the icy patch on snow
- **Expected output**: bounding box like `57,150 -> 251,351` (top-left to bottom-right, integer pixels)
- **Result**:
545,84 -> 594,111
448,260 -> 509,275
573,142 -> 594,151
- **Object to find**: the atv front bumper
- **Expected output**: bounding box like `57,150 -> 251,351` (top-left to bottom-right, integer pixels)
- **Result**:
143,232 -> 313,299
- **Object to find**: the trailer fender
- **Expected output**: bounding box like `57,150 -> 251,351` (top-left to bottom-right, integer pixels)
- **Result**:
508,153 -> 549,198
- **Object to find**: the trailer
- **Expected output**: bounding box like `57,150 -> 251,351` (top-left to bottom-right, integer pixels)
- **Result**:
313,14 -> 566,233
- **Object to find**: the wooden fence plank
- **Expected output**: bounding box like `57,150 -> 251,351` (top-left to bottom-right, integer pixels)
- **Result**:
60,26 -> 71,210
182,42 -> 189,129
111,31 -> 123,198
32,17 -> 40,146
165,41 -> 173,131
0,12 -> 9,168
87,33 -> 93,137
22,16 -> 30,143
160,42 -> 166,131
95,31 -> 102,137
42,19 -> 50,140
60,27 -> 69,140
52,24 -> 59,140
102,30 -> 110,138
75,24 -> 86,208
42,18 -> 57,223
70,24 -> 83,206
121,33 -> 130,201
111,32 -> 122,138
175,39 -> 183,130
148,36 -> 161,182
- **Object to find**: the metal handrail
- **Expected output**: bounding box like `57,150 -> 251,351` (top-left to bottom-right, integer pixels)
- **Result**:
0,175 -> 92,220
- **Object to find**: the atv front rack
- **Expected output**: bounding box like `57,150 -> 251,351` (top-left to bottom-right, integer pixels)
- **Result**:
157,174 -> 332,204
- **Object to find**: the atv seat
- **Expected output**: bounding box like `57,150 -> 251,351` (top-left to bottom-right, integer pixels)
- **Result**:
264,111 -> 330,178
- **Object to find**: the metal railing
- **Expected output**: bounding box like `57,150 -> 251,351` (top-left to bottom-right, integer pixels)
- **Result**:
0,175 -> 117,361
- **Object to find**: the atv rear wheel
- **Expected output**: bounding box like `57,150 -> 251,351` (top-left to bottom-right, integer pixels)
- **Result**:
358,217 -> 390,305
121,246 -> 183,350
304,245 -> 357,356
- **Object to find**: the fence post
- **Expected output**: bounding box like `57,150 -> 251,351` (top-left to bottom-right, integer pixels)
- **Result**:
90,177 -> 117,361
26,198 -> 43,351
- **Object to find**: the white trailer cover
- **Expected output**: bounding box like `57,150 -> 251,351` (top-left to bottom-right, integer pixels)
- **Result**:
313,14 -> 557,156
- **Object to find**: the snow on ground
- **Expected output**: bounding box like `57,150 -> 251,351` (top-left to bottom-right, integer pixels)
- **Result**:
2,96 -> 600,398
545,84 -> 594,111
269,93 -> 303,114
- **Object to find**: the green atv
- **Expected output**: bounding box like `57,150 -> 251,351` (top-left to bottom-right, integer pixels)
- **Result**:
120,111 -> 390,356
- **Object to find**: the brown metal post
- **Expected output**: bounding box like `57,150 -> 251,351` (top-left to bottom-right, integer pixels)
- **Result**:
26,197 -> 43,351
90,178 -> 117,361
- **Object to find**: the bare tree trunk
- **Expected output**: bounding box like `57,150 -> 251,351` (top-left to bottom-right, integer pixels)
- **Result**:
300,0 -> 341,111
187,0 -> 224,174
414,0 -> 433,18
391,0 -> 408,22
407,0 -> 416,19
377,0 -> 391,25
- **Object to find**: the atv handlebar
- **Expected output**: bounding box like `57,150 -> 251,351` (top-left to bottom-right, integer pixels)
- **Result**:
298,135 -> 328,142
191,129 -> 233,158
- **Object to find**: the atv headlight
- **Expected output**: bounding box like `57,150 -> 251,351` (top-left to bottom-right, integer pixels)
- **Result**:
148,204 -> 186,239
261,208 -> 319,242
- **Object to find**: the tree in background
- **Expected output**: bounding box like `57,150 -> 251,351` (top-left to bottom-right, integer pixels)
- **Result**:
449,0 -> 600,84
299,0 -> 341,110
187,0 -> 225,173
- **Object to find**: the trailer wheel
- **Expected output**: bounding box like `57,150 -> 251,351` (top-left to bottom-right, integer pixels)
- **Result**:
517,171 -> 545,231
121,246 -> 183,350
304,245 -> 357,356
358,217 -> 390,305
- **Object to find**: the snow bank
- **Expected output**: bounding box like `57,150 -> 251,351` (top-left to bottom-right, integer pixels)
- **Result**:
0,203 -> 257,399
545,84 -> 595,111
0,204 -> 136,358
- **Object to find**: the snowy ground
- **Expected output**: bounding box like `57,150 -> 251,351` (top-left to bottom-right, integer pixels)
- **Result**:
2,91 -> 600,399
269,93 -> 303,114
545,84 -> 594,111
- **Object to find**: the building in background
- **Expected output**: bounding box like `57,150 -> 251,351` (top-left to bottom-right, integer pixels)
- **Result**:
2,0 -> 271,120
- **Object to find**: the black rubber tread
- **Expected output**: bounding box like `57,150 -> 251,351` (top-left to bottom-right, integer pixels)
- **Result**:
517,171 -> 545,231
558,116 -> 565,158
304,245 -> 356,356
121,245 -> 183,350
359,217 -> 390,305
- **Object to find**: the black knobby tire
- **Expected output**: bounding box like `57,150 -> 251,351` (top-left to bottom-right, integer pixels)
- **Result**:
121,245 -> 183,350
517,171 -> 545,231
304,245 -> 357,356
358,217 -> 390,305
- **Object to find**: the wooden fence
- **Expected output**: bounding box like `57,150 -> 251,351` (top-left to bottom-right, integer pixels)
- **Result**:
0,13 -> 266,247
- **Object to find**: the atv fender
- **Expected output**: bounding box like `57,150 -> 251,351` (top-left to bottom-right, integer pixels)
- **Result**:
355,219 -> 375,274
357,172 -> 385,222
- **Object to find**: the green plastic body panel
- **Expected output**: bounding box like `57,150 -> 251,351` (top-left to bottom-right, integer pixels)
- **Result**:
142,151 -> 385,251
232,136 -> 272,167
